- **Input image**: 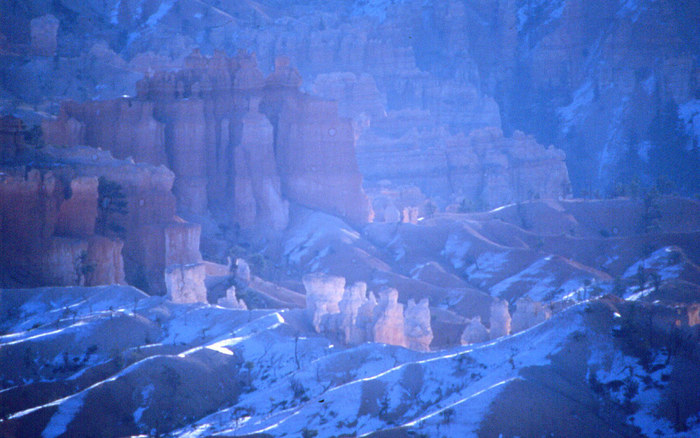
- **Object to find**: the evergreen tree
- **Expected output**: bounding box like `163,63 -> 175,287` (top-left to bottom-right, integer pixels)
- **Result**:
96,177 -> 128,237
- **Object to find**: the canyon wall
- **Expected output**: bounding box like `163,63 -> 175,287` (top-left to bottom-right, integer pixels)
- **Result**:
0,141 -> 202,295
44,51 -> 372,229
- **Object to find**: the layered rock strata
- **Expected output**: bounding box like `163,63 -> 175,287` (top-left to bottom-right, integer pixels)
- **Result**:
0,145 -> 202,295
359,127 -> 571,211
0,167 -> 124,288
44,51 -> 372,228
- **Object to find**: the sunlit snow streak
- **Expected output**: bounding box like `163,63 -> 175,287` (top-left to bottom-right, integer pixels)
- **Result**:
1,320 -> 89,346
395,377 -> 519,429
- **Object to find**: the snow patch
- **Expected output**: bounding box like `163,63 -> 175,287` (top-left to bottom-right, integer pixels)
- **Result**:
42,393 -> 85,438
558,81 -> 594,135
133,384 -> 155,424
145,0 -> 174,28
517,0 -> 567,32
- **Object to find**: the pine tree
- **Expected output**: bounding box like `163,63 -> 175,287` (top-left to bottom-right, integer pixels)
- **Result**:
96,177 -> 128,237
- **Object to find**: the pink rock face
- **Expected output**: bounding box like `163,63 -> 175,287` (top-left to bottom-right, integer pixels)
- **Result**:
165,263 -> 207,304
404,298 -> 433,351
55,177 -> 98,237
30,14 -> 59,57
234,98 -> 289,231
0,167 -> 124,287
373,288 -> 407,348
0,145 -> 203,295
45,51 -> 372,229
276,96 -> 373,225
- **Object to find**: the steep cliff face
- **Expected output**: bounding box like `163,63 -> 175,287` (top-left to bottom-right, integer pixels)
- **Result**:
44,51 -> 372,228
0,167 -> 124,287
505,0 -> 700,194
0,145 -> 202,295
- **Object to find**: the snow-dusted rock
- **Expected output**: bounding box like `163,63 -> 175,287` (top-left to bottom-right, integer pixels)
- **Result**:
489,298 -> 511,340
404,298 -> 433,351
373,288 -> 407,348
303,273 -> 346,332
460,315 -> 490,345
511,297 -> 552,333
165,263 -> 207,304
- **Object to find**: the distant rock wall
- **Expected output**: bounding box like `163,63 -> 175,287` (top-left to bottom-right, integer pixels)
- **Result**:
359,126 -> 571,210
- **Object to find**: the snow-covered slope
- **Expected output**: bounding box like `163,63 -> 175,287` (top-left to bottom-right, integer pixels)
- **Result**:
2,286 -> 698,437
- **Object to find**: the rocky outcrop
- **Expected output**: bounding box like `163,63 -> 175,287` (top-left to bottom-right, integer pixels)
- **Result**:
303,273 -> 432,350
404,298 -> 433,351
372,288 -> 408,347
0,167 -> 124,287
44,51 -> 372,228
0,145 -> 202,294
234,97 -> 289,231
303,273 -> 346,333
217,285 -> 248,310
460,316 -> 490,345
165,263 -> 207,304
311,72 -> 386,122
459,300 -> 513,344
359,126 -> 571,210
511,297 -> 552,334
275,95 -> 373,224
489,299 -> 512,340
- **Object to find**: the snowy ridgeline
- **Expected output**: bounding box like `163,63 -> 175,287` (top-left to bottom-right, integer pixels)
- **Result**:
1,285 -> 698,437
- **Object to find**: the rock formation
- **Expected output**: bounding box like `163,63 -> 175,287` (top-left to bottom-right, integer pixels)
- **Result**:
511,297 -> 552,334
235,258 -> 252,285
217,285 -> 248,310
404,298 -> 433,351
460,316 -> 490,345
358,127 -> 571,210
302,273 -> 432,350
234,97 -> 289,231
489,298 -> 512,340
0,145 -> 202,294
303,273 -> 346,333
44,51 -> 372,228
335,281 -> 370,344
0,167 -> 124,288
165,263 -> 207,304
372,288 -> 408,348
